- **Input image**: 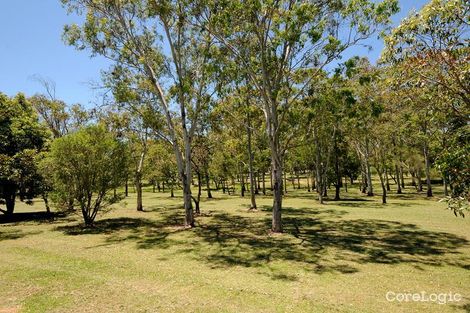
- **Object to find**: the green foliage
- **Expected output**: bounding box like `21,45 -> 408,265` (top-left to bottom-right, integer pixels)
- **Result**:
0,93 -> 49,214
47,125 -> 127,225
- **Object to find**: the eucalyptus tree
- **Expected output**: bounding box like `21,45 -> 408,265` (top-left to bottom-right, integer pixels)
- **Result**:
29,77 -> 92,139
382,0 -> 469,204
196,0 -> 398,231
145,140 -> 179,197
99,108 -> 151,211
62,0 -> 218,227
382,0 -> 470,112
345,58 -> 383,197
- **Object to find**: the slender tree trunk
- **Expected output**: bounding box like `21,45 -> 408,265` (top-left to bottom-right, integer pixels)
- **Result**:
125,178 -> 129,197
385,167 -> 391,191
205,171 -> 212,199
135,149 -> 146,212
240,166 -> 245,197
378,170 -> 387,204
400,165 -> 405,189
193,171 -> 202,215
262,171 -> 266,195
270,170 -> 273,191
334,136 -> 341,200
284,171 -> 288,194
395,164 -> 402,194
42,193 -> 51,214
365,162 -> 373,196
307,173 -> 311,192
417,167 -> 423,192
443,172 -> 449,196
246,110 -> 257,210
423,144 -> 433,197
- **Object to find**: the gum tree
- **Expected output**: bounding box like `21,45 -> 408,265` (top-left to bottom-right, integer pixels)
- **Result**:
62,0 -> 216,227
196,0 -> 398,232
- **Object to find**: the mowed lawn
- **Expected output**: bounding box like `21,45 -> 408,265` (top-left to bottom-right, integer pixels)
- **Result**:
1,184 -> 469,313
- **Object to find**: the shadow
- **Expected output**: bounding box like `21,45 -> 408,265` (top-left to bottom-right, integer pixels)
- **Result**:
0,212 -> 66,224
54,204 -> 469,281
55,217 -> 161,235
0,229 -> 43,241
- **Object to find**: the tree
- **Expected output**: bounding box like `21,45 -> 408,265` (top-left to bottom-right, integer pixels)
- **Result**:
0,93 -> 48,215
382,0 -> 469,208
62,0 -> 217,227
47,125 -> 127,226
383,0 -> 470,112
197,0 -> 398,231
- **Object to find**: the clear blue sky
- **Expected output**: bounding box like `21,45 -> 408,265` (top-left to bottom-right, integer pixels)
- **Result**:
0,0 -> 429,106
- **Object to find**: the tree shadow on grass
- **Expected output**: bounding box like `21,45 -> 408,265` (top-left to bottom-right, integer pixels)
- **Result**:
0,212 -> 67,224
0,228 -> 43,241
54,205 -> 469,281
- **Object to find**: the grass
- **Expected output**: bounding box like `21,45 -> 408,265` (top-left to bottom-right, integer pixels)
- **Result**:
1,181 -> 469,313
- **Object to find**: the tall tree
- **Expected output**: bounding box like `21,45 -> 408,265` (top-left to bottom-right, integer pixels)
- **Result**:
62,0 -> 217,227
197,0 -> 398,232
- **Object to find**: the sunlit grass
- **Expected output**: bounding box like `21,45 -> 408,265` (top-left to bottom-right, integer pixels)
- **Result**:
1,181 -> 469,312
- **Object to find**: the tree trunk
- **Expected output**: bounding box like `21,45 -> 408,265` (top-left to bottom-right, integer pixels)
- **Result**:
385,167 -> 391,191
283,171 -> 288,194
136,177 -> 143,211
271,157 -> 283,232
378,171 -> 387,204
269,169 -> 273,191
262,171 -> 266,195
366,162 -> 373,196
4,185 -> 16,215
205,171 -> 212,199
417,167 -> 423,192
423,144 -> 433,197
43,193 -> 50,214
193,171 -> 202,215
400,165 -> 405,189
443,172 -> 449,196
410,171 -> 416,187
125,179 -> 129,197
395,164 -> 402,194
240,167 -> 245,197
246,113 -> 257,210
135,148 -> 146,212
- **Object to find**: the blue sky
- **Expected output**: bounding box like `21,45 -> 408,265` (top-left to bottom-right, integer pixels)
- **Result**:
0,0 -> 429,106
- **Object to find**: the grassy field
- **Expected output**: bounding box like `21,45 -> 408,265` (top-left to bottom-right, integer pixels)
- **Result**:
1,182 -> 469,313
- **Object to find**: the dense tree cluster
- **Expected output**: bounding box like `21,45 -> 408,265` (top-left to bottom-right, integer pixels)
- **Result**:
1,0 -> 468,226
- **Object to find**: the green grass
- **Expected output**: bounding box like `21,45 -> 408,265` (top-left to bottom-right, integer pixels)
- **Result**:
1,182 -> 469,313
